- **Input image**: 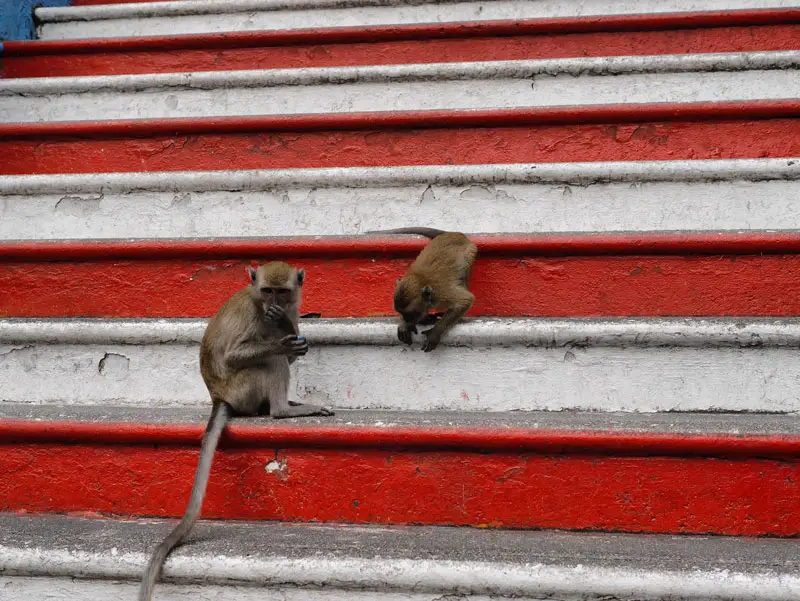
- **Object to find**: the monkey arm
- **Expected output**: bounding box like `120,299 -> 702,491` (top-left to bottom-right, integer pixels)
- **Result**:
420,293 -> 475,352
427,296 -> 474,334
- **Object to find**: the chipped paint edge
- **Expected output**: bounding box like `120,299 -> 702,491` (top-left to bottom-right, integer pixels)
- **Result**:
35,0 -> 477,22
2,51 -> 799,94
4,317 -> 800,348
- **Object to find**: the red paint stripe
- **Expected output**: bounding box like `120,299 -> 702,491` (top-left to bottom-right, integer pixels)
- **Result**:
3,101 -> 797,138
1,421 -> 798,535
2,102 -> 798,175
2,419 -> 798,458
7,233 -> 800,261
5,14 -> 798,77
4,234 -> 800,318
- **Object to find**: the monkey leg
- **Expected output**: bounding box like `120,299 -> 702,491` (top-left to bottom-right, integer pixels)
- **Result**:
265,357 -> 334,418
224,368 -> 272,416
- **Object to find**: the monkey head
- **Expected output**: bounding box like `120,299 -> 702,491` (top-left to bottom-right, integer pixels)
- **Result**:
247,261 -> 305,315
394,276 -> 435,342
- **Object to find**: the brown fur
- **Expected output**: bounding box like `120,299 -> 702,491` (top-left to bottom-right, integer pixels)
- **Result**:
368,228 -> 477,352
139,261 -> 333,601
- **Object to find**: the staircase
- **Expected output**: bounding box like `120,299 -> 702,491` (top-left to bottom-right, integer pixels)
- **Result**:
1,1 -> 799,599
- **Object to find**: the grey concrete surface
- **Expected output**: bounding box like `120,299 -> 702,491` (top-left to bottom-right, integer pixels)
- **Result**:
2,404 -> 800,434
2,513 -> 799,573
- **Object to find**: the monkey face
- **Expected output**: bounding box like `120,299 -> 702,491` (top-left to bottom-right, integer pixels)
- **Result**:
394,279 -> 435,327
247,263 -> 305,315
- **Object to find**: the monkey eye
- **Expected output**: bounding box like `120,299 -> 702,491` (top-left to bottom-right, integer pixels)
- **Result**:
261,287 -> 274,294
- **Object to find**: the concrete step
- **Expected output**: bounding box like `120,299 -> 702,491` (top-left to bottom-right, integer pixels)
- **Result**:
2,52 -> 797,123
1,159 -> 798,239
3,515 -> 800,600
1,408 -> 800,533
34,0 -> 800,40
5,316 -> 800,411
2,233 -> 800,320
5,10 -> 797,77
3,101 -> 797,176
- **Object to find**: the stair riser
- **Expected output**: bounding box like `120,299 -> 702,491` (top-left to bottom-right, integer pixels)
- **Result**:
3,334 -> 800,411
8,23 -> 798,78
3,62 -> 796,123
4,239 -> 800,318
35,0 -> 800,40
3,177 -> 798,240
2,425 -> 798,535
3,104 -> 796,175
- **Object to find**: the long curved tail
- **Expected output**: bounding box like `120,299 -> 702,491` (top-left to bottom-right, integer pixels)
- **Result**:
138,402 -> 231,601
366,227 -> 447,239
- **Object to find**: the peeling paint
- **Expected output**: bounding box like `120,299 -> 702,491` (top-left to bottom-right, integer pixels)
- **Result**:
34,0 -> 800,40
54,194 -> 104,217
2,171 -> 799,239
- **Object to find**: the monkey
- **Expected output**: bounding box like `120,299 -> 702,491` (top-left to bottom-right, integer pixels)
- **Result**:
367,227 -> 477,352
139,261 -> 333,601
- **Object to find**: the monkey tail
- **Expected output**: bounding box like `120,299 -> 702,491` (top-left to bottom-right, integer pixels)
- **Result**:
138,401 -> 232,601
366,227 -> 447,239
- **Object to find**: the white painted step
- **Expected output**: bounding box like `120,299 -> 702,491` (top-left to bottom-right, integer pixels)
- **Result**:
35,0 -> 800,40
1,160 -> 797,239
3,513 -> 800,601
4,317 -> 800,412
1,53 -> 797,123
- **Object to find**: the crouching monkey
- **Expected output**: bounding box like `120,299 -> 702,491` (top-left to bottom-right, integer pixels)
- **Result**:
368,227 -> 477,352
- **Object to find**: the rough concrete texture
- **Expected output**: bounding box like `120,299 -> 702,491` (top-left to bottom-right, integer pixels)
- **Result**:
1,579 -> 468,601
2,403 -> 800,434
2,167 -> 798,239
4,317 -> 800,412
1,53 -> 798,123
36,0 -> 800,39
1,514 -> 800,600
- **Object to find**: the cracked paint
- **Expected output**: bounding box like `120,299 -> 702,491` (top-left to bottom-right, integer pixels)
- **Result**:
97,353 -> 130,379
54,194 -> 104,217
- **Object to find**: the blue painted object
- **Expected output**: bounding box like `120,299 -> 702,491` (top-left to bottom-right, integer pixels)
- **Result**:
1,0 -> 71,41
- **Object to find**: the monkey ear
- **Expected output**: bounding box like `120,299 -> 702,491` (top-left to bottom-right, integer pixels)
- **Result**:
421,286 -> 435,306
247,266 -> 257,285
395,278 -> 402,288
296,268 -> 305,287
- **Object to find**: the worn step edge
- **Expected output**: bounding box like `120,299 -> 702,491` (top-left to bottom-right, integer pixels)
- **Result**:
2,515 -> 800,600
2,158 -> 797,195
3,404 -> 800,435
5,316 -> 800,348
6,231 -> 800,261
2,51 -> 797,95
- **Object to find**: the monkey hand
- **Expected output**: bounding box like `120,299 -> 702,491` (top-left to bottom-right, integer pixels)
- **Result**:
280,334 -> 309,356
266,304 -> 286,322
397,323 -> 416,345
421,328 -> 441,352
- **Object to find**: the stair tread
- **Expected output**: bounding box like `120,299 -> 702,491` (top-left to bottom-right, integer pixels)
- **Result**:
3,512 -> 800,581
4,404 -> 800,435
